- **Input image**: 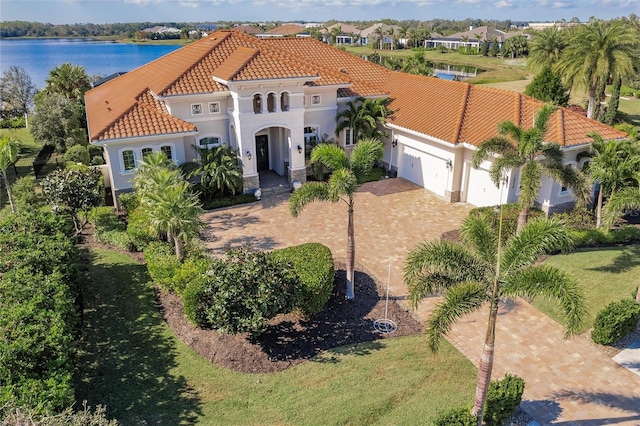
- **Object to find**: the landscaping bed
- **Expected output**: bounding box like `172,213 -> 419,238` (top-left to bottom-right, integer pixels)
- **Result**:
158,262 -> 423,373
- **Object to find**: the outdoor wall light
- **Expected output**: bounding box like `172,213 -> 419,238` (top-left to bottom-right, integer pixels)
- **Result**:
445,159 -> 453,169
297,144 -> 303,154
246,150 -> 252,160
392,138 -> 398,147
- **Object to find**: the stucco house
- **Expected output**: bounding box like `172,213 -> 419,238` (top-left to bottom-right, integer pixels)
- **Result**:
85,29 -> 625,212
425,26 -> 524,51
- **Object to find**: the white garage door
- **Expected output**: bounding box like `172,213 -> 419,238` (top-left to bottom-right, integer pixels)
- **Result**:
465,165 -> 502,207
399,146 -> 447,195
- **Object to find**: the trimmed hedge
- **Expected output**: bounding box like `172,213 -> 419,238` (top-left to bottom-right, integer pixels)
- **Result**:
143,241 -> 181,292
125,207 -> 153,251
570,226 -> 640,247
0,212 -> 79,417
434,407 -> 476,426
271,243 -> 335,317
484,374 -> 525,426
202,193 -> 257,210
172,255 -> 213,295
591,299 -> 640,345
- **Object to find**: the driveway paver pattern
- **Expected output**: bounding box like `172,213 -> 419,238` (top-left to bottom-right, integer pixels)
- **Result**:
202,178 -> 640,425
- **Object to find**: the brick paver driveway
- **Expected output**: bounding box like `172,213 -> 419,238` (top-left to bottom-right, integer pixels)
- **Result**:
202,178 -> 640,425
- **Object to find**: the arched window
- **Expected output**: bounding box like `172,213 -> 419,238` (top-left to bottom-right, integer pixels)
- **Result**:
161,145 -> 173,160
253,94 -> 262,113
141,147 -> 153,157
280,92 -> 289,111
267,93 -> 276,113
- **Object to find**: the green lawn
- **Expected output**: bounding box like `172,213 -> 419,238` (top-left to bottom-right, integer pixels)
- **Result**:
77,247 -> 477,425
534,246 -> 640,333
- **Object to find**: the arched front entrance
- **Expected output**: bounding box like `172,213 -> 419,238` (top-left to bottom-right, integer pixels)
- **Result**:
254,126 -> 292,189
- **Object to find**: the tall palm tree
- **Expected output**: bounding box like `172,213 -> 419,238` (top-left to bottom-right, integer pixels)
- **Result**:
0,136 -> 19,213
460,35 -> 469,54
556,19 -> 639,119
582,133 -> 640,228
527,26 -> 568,72
404,213 -> 585,424
335,97 -> 391,143
42,63 -> 92,103
472,104 -> 589,232
289,139 -> 383,299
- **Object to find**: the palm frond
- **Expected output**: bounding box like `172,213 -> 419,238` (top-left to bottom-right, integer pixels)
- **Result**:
602,187 -> 640,229
460,215 -> 498,265
327,168 -> 358,203
502,265 -> 586,336
404,240 -> 488,308
471,137 -> 515,169
518,160 -> 542,208
501,218 -> 573,274
311,143 -> 349,171
350,138 -> 384,179
288,182 -> 331,217
425,282 -> 488,352
544,163 -> 590,207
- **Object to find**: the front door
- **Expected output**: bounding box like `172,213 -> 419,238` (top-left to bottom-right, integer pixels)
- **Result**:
256,135 -> 269,172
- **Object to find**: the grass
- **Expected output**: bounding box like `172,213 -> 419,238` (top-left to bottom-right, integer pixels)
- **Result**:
533,246 -> 640,333
77,247 -> 477,425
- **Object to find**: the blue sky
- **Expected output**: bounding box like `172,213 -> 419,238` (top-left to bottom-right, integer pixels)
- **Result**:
2,0 -> 638,24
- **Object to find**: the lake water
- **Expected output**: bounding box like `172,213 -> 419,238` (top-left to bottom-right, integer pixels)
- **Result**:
0,38 -> 182,89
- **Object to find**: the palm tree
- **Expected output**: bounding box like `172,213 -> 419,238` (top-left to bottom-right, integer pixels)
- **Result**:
556,19 -> 639,119
582,133 -> 640,228
133,152 -> 203,261
195,145 -> 243,198
527,26 -> 568,72
289,139 -> 383,299
401,52 -> 432,76
42,63 -> 92,103
460,35 -> 469,54
335,97 -> 391,143
0,136 -> 19,213
472,104 -> 589,232
404,213 -> 585,424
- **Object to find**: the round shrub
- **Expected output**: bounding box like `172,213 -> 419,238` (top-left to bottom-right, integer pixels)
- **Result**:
183,247 -> 301,335
125,207 -> 153,251
11,176 -> 39,208
63,145 -> 90,165
87,144 -> 104,159
484,374 -> 525,426
591,299 -> 640,345
173,255 -> 213,295
271,243 -> 335,317
434,407 -> 476,426
90,155 -> 105,165
144,241 -> 181,292
117,192 -> 139,215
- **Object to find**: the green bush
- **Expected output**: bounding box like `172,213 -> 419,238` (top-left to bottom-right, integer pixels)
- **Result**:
63,145 -> 90,166
434,406 -> 476,426
117,192 -> 139,215
202,193 -> 257,210
469,203 -> 544,237
183,247 -> 301,335
89,206 -> 124,232
125,207 -> 153,251
357,166 -> 383,183
570,226 -> 640,247
591,299 -> 640,345
91,155 -> 106,165
173,255 -> 213,295
144,241 -> 181,292
484,374 -> 525,426
553,207 -> 595,230
271,243 -> 334,317
11,176 -> 39,208
0,116 -> 26,128
620,85 -> 636,97
88,144 -> 103,159
3,402 -> 118,425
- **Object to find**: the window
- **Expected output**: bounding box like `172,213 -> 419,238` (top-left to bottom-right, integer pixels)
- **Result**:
253,94 -> 262,113
311,94 -> 321,105
267,93 -> 276,113
304,126 -> 319,160
141,147 -> 153,157
345,128 -> 354,146
199,136 -> 221,147
208,102 -> 220,114
122,150 -> 135,171
280,92 -> 289,111
191,103 -> 203,115
161,145 -> 173,160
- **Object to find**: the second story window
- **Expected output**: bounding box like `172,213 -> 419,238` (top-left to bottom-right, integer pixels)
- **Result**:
281,92 -> 290,111
267,93 -> 276,113
253,94 -> 262,113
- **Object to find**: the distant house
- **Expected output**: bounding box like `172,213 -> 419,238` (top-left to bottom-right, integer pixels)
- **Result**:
527,21 -> 580,31
257,23 -> 306,38
425,26 -> 523,50
324,23 -> 361,45
85,30 -> 625,213
231,24 -> 262,35
359,23 -> 402,47
142,25 -> 180,35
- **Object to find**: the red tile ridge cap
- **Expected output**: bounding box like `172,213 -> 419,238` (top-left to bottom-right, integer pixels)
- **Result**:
452,82 -> 471,143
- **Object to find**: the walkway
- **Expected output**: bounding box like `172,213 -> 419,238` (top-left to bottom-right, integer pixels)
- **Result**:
202,178 -> 640,425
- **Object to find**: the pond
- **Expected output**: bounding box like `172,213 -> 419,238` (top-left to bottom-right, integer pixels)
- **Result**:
360,54 -> 484,80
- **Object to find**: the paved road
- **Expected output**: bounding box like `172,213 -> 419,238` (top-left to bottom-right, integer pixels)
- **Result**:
202,178 -> 640,425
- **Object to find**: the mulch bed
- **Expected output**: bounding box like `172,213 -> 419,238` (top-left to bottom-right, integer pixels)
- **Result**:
78,230 -> 423,374
158,264 -> 423,373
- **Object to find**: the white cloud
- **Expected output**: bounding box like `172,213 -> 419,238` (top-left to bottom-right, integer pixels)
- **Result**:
495,0 -> 515,8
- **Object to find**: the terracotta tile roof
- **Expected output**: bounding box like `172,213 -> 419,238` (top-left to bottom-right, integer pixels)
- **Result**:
266,23 -> 305,35
231,25 -> 261,35
86,29 -> 627,147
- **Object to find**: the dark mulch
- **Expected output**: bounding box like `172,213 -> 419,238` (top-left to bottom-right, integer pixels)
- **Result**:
158,264 -> 424,373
